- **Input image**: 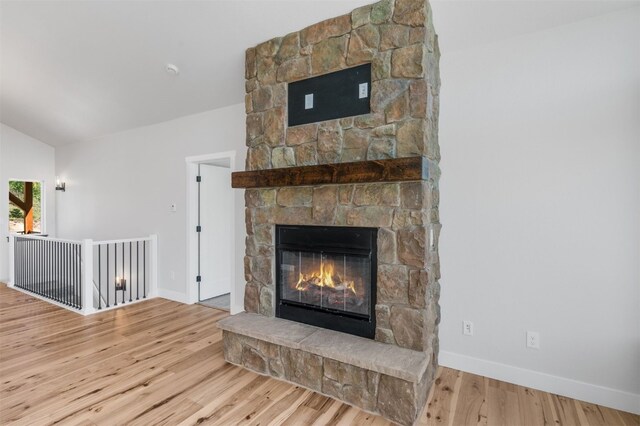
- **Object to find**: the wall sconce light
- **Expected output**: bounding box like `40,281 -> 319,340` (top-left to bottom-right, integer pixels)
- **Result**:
115,276 -> 127,291
55,177 -> 66,192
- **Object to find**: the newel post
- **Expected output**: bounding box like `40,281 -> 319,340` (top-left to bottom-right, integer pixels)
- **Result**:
82,239 -> 95,315
149,234 -> 158,298
8,235 -> 15,287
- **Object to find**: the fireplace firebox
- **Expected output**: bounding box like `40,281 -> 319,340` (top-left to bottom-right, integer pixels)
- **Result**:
275,225 -> 377,339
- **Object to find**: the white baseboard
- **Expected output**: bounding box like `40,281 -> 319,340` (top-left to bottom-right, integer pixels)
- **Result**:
439,350 -> 640,415
157,288 -> 190,304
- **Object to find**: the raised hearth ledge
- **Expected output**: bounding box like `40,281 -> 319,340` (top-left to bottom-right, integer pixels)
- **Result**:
231,156 -> 432,189
218,312 -> 430,383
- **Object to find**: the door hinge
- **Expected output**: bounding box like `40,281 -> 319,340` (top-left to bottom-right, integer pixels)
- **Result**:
196,225 -> 202,232
196,275 -> 201,282
196,175 -> 201,182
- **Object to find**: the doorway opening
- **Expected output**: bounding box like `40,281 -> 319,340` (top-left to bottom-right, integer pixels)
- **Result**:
186,152 -> 236,311
8,180 -> 44,234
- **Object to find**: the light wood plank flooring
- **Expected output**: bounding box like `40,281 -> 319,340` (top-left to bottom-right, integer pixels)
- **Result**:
0,284 -> 637,425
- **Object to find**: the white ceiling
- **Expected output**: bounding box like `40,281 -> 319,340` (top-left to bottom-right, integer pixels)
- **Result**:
1,0 -> 637,147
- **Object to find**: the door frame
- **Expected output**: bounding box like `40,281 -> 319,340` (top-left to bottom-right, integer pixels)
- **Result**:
185,151 -> 237,309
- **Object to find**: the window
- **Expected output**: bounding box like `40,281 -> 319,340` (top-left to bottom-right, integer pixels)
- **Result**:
8,180 -> 42,234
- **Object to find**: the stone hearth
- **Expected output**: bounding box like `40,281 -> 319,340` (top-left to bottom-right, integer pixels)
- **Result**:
219,313 -> 433,425
219,0 -> 441,424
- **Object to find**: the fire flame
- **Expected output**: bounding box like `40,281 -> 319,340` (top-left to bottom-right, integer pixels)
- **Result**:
295,261 -> 357,294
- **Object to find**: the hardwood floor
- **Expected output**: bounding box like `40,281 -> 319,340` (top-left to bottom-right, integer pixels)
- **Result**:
0,284 -> 637,425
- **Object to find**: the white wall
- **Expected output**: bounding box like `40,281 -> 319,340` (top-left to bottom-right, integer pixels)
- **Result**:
55,104 -> 246,312
438,7 -> 640,413
0,123 -> 57,282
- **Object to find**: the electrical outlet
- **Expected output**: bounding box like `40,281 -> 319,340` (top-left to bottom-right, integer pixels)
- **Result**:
304,93 -> 314,110
463,320 -> 474,336
170,203 -> 177,212
359,82 -> 368,99
527,331 -> 540,349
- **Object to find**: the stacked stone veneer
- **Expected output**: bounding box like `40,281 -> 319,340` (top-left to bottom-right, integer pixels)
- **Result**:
225,0 -> 441,424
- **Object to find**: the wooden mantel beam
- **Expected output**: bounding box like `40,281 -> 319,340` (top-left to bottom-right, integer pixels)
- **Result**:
231,156 -> 430,189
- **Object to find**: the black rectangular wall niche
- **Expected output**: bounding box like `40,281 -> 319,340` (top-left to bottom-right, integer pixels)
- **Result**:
288,63 -> 371,127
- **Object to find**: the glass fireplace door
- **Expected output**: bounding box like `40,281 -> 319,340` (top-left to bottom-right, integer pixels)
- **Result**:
280,250 -> 371,317
275,225 -> 377,339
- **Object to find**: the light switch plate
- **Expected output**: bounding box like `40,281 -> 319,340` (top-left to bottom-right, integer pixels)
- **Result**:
304,93 -> 314,110
359,82 -> 368,99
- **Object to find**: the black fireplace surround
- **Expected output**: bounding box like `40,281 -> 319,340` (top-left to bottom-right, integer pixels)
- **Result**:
275,225 -> 377,339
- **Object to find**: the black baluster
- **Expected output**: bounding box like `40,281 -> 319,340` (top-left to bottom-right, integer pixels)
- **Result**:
78,244 -> 82,310
121,242 -> 125,305
136,241 -> 140,300
40,239 -> 44,296
73,243 -> 76,307
50,240 -> 52,298
22,238 -> 25,288
67,243 -> 76,308
39,239 -> 42,296
70,244 -> 73,307
48,240 -> 51,297
98,245 -> 102,310
73,244 -> 77,308
44,239 -> 48,295
33,240 -> 36,293
16,238 -> 20,288
56,241 -> 59,302
44,239 -> 47,297
18,239 -> 21,288
73,244 -> 82,309
69,243 -> 72,306
36,239 -> 39,295
71,243 -> 75,307
26,239 -> 29,291
25,238 -> 28,289
113,243 -> 118,306
143,240 -> 147,298
28,239 -> 31,292
14,238 -> 18,288
32,240 -> 35,293
106,244 -> 110,308
71,244 -> 74,307
23,238 -> 25,288
63,242 -> 67,305
32,239 -> 34,292
59,242 -> 62,302
57,241 -> 61,302
56,241 -> 60,301
50,240 -> 53,297
42,240 -> 45,295
64,242 -> 72,305
129,242 -> 132,302
34,240 -> 37,293
68,243 -> 72,306
29,240 -> 35,287
13,238 -> 17,288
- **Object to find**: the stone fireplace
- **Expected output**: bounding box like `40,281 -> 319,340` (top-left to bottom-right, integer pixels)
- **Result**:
218,0 -> 440,424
